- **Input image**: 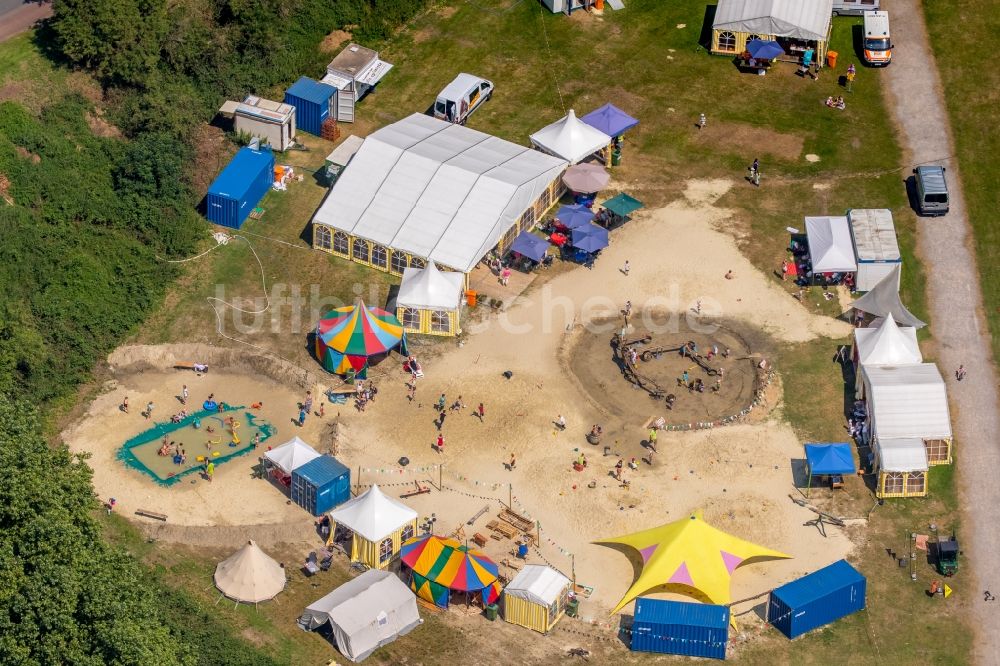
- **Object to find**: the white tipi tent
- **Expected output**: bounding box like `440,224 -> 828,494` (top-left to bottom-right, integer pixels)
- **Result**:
214,540 -> 286,605
529,109 -> 611,165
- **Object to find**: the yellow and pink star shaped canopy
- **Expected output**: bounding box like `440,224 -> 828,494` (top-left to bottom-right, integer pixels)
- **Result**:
596,510 -> 791,613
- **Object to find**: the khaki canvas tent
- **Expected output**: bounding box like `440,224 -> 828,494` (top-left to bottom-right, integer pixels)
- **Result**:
863,363 -> 953,466
395,262 -> 465,337
214,540 -> 286,605
328,484 -> 418,570
502,565 -> 573,634
299,569 -> 421,663
874,438 -> 929,498
851,265 -> 926,328
711,0 -> 835,64
529,109 -> 612,165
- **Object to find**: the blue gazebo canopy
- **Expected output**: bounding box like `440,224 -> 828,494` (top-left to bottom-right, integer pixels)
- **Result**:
510,231 -> 549,262
804,443 -> 856,475
555,204 -> 595,230
581,103 -> 639,138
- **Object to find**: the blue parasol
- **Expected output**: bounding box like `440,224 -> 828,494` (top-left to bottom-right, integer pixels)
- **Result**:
510,231 -> 549,262
571,223 -> 609,253
746,40 -> 784,60
555,204 -> 595,230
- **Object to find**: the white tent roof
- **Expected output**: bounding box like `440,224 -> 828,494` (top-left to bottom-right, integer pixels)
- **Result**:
264,436 -> 320,474
504,565 -> 571,606
806,215 -> 857,273
864,364 -> 952,440
713,0 -> 834,42
329,484 -> 418,542
214,540 -> 286,604
396,262 -> 464,311
529,109 -> 612,165
852,265 -> 926,328
876,438 -> 928,472
313,113 -> 567,273
849,208 -> 900,262
301,570 -> 420,663
855,313 -> 922,367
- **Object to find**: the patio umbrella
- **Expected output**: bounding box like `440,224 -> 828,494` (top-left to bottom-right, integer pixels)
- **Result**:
510,231 -> 549,263
746,40 -> 784,60
602,193 -> 644,218
562,163 -> 610,194
571,223 -> 610,253
554,204 -> 595,230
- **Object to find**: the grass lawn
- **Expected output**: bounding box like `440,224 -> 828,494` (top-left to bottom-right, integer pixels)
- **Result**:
922,0 -> 1000,358
3,0 -> 971,662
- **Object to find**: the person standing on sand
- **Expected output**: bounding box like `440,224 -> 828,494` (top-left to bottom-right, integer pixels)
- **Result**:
555,414 -> 566,431
121,396 -> 129,414
298,408 -> 307,427
621,260 -> 630,276
509,453 -> 516,470
956,365 -> 967,381
145,401 -> 154,420
436,434 -> 444,454
303,391 -> 313,414
319,402 -> 325,418
181,385 -> 189,405
437,393 -> 447,411
477,403 -> 485,421
615,458 -> 623,480
206,461 -> 215,483
648,428 -> 658,449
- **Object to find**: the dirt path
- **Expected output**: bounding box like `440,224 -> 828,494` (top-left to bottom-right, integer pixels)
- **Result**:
0,2 -> 51,43
883,2 -> 1000,662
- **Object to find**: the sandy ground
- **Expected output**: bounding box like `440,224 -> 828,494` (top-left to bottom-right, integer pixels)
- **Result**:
65,179 -> 856,626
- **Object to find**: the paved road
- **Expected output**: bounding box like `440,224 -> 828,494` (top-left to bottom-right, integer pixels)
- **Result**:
883,1 -> 1000,663
0,1 -> 51,43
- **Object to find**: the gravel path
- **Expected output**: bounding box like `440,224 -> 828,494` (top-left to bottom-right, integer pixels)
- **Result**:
882,2 -> 1000,663
0,2 -> 51,43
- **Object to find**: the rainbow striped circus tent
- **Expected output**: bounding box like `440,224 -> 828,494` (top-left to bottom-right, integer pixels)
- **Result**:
596,510 -> 790,613
315,300 -> 408,377
400,534 -> 501,608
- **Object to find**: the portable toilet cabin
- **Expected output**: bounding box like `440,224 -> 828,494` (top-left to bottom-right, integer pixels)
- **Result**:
206,146 -> 275,229
767,559 -> 866,639
290,455 -> 351,516
630,598 -> 729,660
284,77 -> 338,136
234,96 -> 296,151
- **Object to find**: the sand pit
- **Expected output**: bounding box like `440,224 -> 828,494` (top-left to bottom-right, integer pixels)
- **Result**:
65,179 -> 856,627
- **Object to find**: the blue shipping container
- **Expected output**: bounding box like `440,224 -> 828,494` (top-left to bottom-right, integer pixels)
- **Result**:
284,77 -> 337,136
630,598 -> 729,660
768,559 -> 866,639
290,455 -> 351,516
206,146 -> 274,229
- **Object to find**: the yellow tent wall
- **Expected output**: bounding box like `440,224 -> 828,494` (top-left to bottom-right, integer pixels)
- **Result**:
925,438 -> 952,466
396,306 -> 459,337
502,595 -> 564,634
877,471 -> 927,499
344,518 -> 418,570
710,31 -> 829,66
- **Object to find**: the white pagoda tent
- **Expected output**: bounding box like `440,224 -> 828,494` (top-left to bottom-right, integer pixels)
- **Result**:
328,484 -> 418,569
263,436 -> 320,475
805,215 -> 857,274
529,109 -> 612,165
395,262 -> 465,336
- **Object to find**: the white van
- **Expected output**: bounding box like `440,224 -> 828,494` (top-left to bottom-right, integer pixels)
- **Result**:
863,11 -> 893,66
434,74 -> 494,125
832,0 -> 880,16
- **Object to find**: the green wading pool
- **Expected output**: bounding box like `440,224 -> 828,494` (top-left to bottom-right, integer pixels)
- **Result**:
117,407 -> 274,486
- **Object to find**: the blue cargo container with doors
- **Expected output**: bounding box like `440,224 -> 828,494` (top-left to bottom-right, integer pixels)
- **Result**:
284,77 -> 338,136
767,559 -> 866,639
206,146 -> 274,229
290,455 -> 350,516
630,598 -> 729,660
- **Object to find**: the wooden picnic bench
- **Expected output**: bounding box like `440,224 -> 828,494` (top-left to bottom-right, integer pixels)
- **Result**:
135,508 -> 167,521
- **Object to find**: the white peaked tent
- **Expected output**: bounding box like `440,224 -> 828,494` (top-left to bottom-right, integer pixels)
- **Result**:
502,564 -> 572,633
851,265 -> 926,328
805,216 -> 857,273
264,436 -> 320,474
855,313 -> 922,366
529,109 -> 612,165
397,262 -> 464,311
214,540 -> 286,605
862,364 -> 952,441
876,438 -> 929,473
300,570 -> 421,663
329,484 -> 419,569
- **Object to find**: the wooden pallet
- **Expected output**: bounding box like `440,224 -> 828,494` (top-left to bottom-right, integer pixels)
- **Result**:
493,521 -> 518,539
499,508 -> 533,532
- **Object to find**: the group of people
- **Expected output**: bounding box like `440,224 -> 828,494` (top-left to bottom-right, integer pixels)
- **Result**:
157,438 -> 188,466
825,95 -> 847,110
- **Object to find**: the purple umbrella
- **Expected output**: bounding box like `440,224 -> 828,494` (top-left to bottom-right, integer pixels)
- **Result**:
555,204 -> 595,230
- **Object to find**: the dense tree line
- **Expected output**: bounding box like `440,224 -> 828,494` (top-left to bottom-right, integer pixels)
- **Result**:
0,0 -> 427,662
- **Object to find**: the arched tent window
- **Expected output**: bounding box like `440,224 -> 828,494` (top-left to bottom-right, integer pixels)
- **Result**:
747,34 -> 762,43
410,256 -> 426,269
315,225 -> 332,250
371,244 -> 388,269
430,310 -> 451,333
352,238 -> 370,263
390,251 -> 408,275
718,31 -> 737,52
333,231 -> 349,255
379,537 -> 393,564
401,523 -> 415,542
400,307 -> 421,330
